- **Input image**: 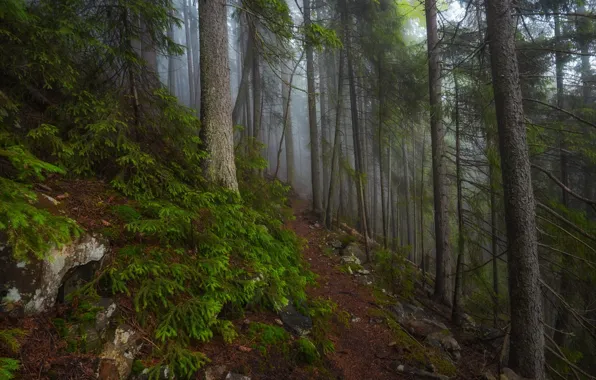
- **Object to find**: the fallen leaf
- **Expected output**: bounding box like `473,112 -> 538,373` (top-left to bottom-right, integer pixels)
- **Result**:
237,345 -> 252,353
56,193 -> 70,200
101,220 -> 111,226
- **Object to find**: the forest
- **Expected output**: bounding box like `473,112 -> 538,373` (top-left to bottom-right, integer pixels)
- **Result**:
1,0 -> 596,379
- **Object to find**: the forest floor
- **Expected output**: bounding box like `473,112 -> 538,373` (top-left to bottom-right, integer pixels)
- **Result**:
2,184 -> 495,380
198,198 -> 493,380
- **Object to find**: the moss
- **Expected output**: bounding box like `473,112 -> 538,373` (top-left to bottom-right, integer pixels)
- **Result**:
384,311 -> 456,377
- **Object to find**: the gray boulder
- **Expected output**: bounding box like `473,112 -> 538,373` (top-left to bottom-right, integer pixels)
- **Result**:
279,302 -> 312,336
341,243 -> 367,263
426,331 -> 461,361
0,234 -> 108,314
98,324 -> 142,379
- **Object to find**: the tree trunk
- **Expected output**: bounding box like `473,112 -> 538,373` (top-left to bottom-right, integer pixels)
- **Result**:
326,50 -> 345,228
190,0 -> 200,113
403,138 -> 413,257
486,0 -> 545,376
425,0 -> 450,305
553,12 -> 572,348
305,0 -> 323,213
489,135 -> 500,327
199,0 -> 239,191
232,24 -> 253,125
379,59 -> 387,248
452,72 -> 464,326
250,20 -> 262,142
167,11 -> 177,96
342,0 -> 369,255
184,0 -> 195,108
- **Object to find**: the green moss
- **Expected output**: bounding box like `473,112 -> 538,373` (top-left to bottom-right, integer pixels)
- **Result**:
384,312 -> 456,377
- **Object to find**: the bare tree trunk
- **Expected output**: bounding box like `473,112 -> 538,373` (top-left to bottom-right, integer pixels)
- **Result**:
326,50 -> 345,228
232,25 -> 253,125
425,0 -> 451,305
489,135 -> 500,328
199,0 -> 239,191
342,0 -> 369,259
379,62 -> 387,248
184,0 -> 195,108
486,0 -> 545,375
452,72 -> 464,326
403,138 -> 413,257
274,56 -> 302,183
167,11 -> 177,95
190,0 -> 200,113
250,20 -> 262,143
304,0 -> 323,213
553,11 -> 572,348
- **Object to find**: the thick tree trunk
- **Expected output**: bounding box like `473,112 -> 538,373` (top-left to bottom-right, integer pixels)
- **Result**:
425,0 -> 450,305
486,0 -> 545,376
304,0 -> 323,213
199,0 -> 239,191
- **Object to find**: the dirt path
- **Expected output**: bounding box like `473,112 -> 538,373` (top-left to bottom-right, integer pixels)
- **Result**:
288,199 -> 405,380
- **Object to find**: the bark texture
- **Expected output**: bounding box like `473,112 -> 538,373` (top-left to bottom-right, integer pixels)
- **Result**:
199,0 -> 239,191
486,0 -> 545,376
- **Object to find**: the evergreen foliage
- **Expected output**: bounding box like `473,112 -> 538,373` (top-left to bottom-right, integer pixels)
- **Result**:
0,1 -> 313,378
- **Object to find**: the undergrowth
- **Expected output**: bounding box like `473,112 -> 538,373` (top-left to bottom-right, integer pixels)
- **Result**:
0,1 -> 313,378
0,329 -> 26,380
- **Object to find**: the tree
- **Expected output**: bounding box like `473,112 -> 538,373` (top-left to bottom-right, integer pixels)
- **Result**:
199,0 -> 239,191
304,0 -> 323,213
486,0 -> 545,376
425,0 -> 451,305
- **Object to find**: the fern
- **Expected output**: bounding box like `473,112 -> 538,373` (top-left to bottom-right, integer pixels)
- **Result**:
0,358 -> 19,380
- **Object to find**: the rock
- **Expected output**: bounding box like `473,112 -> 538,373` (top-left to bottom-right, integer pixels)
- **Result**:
425,331 -> 461,361
204,365 -> 227,380
225,373 -> 250,380
279,302 -> 312,336
501,368 -> 531,380
391,362 -> 449,380
341,243 -> 367,263
390,301 -> 424,322
134,366 -> 173,380
402,318 -> 448,337
356,269 -> 370,275
95,298 -> 117,333
0,234 -> 108,314
482,371 -> 497,380
340,255 -> 360,266
329,239 -> 342,249
99,324 -> 142,379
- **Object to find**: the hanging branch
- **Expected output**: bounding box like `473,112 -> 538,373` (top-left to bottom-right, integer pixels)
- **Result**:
532,164 -> 596,212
